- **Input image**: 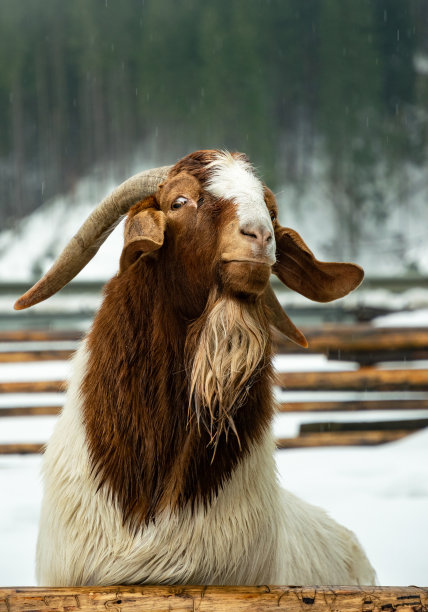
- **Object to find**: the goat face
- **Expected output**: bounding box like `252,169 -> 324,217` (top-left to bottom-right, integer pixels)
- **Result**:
120,152 -> 277,303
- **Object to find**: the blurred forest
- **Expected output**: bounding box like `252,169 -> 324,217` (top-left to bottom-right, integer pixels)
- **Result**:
1,0 -> 428,259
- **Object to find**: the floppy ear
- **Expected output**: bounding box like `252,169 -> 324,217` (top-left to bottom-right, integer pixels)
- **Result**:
119,196 -> 166,273
264,284 -> 308,348
274,226 -> 364,302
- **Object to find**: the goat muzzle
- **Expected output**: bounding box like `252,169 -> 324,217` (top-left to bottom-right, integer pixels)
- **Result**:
220,259 -> 272,297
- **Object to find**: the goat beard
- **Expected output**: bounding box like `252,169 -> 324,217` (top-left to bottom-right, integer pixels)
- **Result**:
186,289 -> 271,458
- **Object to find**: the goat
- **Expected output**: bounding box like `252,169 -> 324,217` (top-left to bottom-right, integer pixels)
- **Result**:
15,150 -> 376,586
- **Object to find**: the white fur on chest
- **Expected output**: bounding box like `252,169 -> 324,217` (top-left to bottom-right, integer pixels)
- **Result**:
36,343 -> 285,585
36,342 -> 376,586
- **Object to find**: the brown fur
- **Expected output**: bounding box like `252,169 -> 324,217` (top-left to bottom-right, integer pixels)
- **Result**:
81,156 -> 275,528
82,256 -> 274,529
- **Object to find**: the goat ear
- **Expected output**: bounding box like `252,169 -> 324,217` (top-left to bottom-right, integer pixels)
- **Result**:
264,284 -> 308,348
274,226 -> 364,302
119,197 -> 166,273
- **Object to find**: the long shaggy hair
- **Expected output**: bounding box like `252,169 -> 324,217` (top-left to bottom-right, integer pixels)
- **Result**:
186,290 -> 271,457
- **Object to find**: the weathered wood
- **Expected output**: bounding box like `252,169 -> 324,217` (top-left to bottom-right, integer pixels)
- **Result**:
326,349 -> 428,365
0,350 -> 74,363
0,406 -> 61,417
277,430 -> 414,448
273,325 -> 428,355
0,330 -> 83,342
0,443 -> 45,455
279,399 -> 428,412
0,381 -> 65,393
300,418 -> 428,433
275,368 -> 428,391
0,585 -> 427,612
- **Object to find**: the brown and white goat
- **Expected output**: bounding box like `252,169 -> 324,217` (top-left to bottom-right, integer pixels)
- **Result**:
16,150 -> 376,586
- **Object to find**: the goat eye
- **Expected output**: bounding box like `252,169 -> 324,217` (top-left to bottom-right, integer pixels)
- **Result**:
172,197 -> 187,210
269,210 -> 277,222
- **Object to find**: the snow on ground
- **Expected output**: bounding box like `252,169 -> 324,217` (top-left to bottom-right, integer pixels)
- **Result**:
374,308 -> 428,327
275,430 -> 428,586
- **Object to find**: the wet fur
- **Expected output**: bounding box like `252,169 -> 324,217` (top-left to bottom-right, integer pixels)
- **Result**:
81,258 -> 273,528
36,150 -> 376,586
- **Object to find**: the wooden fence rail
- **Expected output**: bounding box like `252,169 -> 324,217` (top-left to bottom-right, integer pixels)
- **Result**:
276,368 -> 428,391
1,585 -> 427,612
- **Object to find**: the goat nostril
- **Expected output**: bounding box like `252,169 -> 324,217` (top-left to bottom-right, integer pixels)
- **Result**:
241,229 -> 258,240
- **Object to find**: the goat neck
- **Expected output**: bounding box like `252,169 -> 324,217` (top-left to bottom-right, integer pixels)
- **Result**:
81,260 -> 274,529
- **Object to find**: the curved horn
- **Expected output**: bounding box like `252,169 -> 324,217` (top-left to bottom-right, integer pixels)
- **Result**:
14,165 -> 172,310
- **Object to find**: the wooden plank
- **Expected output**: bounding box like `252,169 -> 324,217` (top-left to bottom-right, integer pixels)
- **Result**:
324,348 -> 428,366
1,585 -> 427,612
0,381 -> 65,393
279,399 -> 428,412
273,324 -> 428,354
300,418 -> 428,433
0,406 -> 61,417
325,349 -> 428,365
277,430 -> 414,448
0,349 -> 74,363
0,330 -> 83,342
0,443 -> 44,455
275,368 -> 428,391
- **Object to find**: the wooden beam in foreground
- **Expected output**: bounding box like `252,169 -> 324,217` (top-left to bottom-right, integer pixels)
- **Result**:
1,586 -> 427,612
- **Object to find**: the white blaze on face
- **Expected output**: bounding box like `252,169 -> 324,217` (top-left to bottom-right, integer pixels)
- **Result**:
205,152 -> 276,260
